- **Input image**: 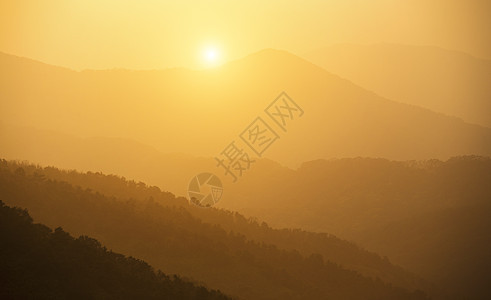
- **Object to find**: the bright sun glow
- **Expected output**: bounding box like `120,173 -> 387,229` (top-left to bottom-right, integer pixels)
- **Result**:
202,46 -> 221,67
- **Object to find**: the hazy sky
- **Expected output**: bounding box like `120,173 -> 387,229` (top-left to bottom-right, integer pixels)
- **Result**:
1,0 -> 490,70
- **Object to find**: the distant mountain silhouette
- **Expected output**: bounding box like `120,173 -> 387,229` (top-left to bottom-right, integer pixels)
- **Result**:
0,159 -> 430,300
1,47 -> 489,298
0,122 -> 214,196
1,123 -> 488,298
304,43 -> 491,127
223,156 -> 491,300
0,201 -> 230,300
1,49 -> 491,168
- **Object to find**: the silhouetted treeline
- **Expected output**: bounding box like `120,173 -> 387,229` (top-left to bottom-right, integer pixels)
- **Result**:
0,159 -> 428,300
3,159 -> 431,293
226,155 -> 491,299
0,201 -> 230,300
1,159 -> 430,294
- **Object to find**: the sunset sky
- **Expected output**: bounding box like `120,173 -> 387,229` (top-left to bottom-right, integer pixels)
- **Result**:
1,2 -> 491,299
1,0 -> 490,70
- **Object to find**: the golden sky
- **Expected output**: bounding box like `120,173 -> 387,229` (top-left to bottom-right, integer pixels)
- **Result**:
1,0 -> 490,70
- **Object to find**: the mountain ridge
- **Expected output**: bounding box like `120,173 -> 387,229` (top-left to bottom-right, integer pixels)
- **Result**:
2,48 -> 491,167
304,43 -> 491,128
0,159 -> 431,299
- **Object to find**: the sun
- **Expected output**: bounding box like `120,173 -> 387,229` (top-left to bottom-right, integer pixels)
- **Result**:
202,46 -> 221,67
205,48 -> 217,61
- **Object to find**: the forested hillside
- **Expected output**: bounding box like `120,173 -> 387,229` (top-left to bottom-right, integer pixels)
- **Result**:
0,201 -> 230,299
2,2 -> 488,299
222,156 -> 491,299
0,159 -> 428,300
